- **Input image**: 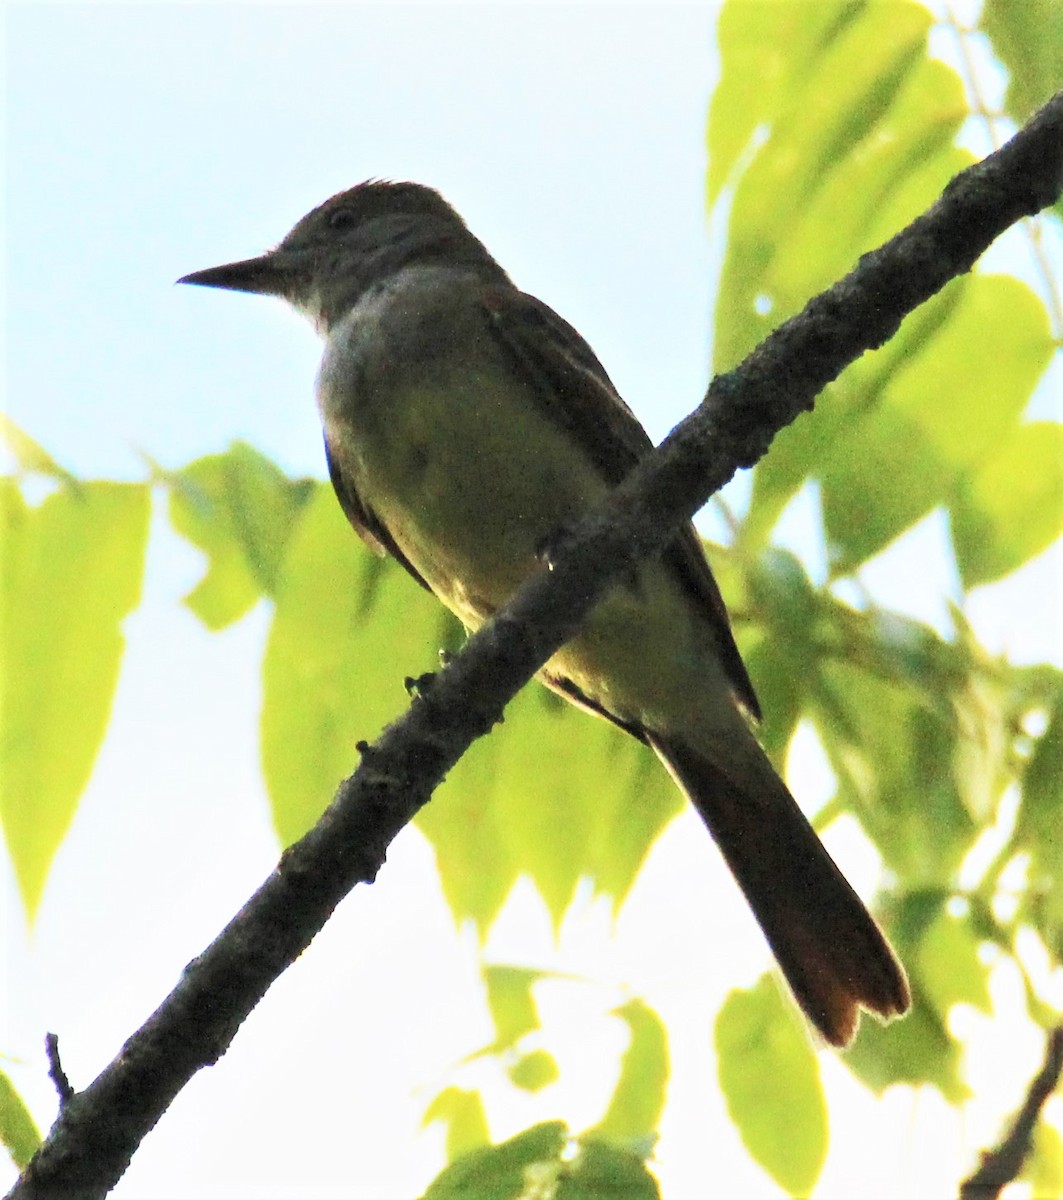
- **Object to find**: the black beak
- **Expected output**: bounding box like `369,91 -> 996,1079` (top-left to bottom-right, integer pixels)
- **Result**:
177,252 -> 293,296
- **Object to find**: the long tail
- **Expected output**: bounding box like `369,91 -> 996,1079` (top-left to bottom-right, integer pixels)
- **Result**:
649,732 -> 910,1047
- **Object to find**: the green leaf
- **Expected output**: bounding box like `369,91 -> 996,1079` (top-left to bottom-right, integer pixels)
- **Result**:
483,966 -> 543,1049
557,1139 -> 660,1200
915,908 -> 992,1020
0,480 -> 149,916
422,1123 -> 660,1200
261,485 -> 451,845
450,691 -> 605,926
745,282 -> 965,548
712,0 -> 936,372
748,548 -> 818,634
169,442 -> 315,630
821,275 -> 1052,571
844,991 -> 968,1102
1014,684 -> 1063,959
767,58 -> 967,310
0,415 -> 79,487
981,0 -> 1063,123
711,3 -> 1058,578
743,549 -> 817,760
594,1000 -> 669,1146
812,658 -> 977,885
715,976 -> 828,1195
1023,686 -> 1063,828
1023,1121 -> 1063,1199
422,1087 -> 491,1162
421,685 -> 682,935
951,420 -> 1063,588
712,3 -> 977,553
415,735 -> 523,934
422,1121 -> 567,1200
706,1 -> 854,205
0,1068 -> 40,1170
506,1050 -> 559,1093
742,635 -> 803,765
579,738 -> 684,918
854,605 -> 961,701
951,665 -> 1015,827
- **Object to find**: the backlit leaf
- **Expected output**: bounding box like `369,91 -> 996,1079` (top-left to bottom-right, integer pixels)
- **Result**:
506,1050 -> 559,1093
261,485 -> 453,845
0,480 -> 149,916
0,1068 -> 40,1170
557,1139 -> 659,1200
594,1000 -> 669,1146
712,0 -> 935,372
1023,1121 -> 1063,1199
169,441 -> 315,630
422,1121 -> 567,1200
1014,684 -> 1063,959
422,1087 -> 491,1162
981,0 -> 1063,122
821,276 -> 1052,571
715,976 -> 827,1195
812,659 -> 976,884
483,966 -> 543,1049
845,890 -> 969,1101
951,421 -> 1063,588
916,908 -> 992,1020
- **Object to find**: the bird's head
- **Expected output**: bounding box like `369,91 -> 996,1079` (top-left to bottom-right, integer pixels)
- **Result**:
178,180 -> 504,332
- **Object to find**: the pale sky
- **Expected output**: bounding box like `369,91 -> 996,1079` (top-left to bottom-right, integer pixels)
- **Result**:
4,4 -> 1061,1198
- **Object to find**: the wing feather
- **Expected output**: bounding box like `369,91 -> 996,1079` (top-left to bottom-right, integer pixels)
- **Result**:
323,435 -> 434,594
482,286 -> 760,719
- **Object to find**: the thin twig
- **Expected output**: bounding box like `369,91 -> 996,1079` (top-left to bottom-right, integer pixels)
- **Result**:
43,1035 -> 73,1111
960,1026 -> 1063,1200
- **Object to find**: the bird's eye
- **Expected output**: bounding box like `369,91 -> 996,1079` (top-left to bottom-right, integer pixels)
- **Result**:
327,208 -> 357,231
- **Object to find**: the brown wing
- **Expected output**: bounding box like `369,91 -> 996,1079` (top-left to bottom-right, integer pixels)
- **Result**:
323,435 -> 434,594
481,285 -> 760,720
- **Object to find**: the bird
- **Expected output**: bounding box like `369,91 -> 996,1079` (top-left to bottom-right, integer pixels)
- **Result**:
179,180 -> 910,1046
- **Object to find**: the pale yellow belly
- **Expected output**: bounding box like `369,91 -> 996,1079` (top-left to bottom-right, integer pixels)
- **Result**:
318,293 -> 731,740
326,357 -> 611,629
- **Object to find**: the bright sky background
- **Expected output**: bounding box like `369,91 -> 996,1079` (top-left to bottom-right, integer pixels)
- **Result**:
5,3 -> 1061,1198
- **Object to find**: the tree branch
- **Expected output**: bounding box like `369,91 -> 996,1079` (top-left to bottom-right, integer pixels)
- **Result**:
11,90 -> 1063,1200
960,1025 -> 1063,1200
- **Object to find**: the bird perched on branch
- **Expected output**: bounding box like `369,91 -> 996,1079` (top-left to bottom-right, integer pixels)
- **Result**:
180,180 -> 910,1046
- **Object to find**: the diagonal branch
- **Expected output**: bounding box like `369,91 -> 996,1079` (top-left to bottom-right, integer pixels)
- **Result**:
10,90 -> 1063,1200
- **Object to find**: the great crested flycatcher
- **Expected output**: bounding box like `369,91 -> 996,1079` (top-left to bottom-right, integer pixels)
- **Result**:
179,181 -> 909,1046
